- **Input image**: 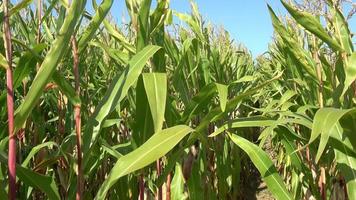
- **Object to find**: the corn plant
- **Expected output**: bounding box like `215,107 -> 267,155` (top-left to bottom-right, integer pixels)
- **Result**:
0,0 -> 355,199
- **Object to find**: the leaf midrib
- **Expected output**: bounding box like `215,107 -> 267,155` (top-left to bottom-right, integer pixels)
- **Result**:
232,134 -> 292,200
119,127 -> 190,177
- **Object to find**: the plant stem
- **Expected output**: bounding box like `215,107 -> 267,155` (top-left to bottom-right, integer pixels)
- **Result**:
37,0 -> 42,44
319,167 -> 326,200
313,36 -> 326,200
156,159 -> 162,200
140,173 -> 144,200
3,0 -> 16,199
166,172 -> 171,200
72,36 -> 83,200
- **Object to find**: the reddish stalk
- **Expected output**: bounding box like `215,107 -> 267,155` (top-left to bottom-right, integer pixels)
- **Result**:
139,174 -> 144,200
71,37 -> 83,200
166,173 -> 171,200
3,0 -> 16,199
312,36 -> 326,199
318,167 -> 326,200
156,159 -> 162,200
340,175 -> 348,199
57,92 -> 65,135
36,0 -> 42,44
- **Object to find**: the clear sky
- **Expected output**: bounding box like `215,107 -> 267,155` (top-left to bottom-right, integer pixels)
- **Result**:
106,0 -> 355,57
173,0 -> 287,56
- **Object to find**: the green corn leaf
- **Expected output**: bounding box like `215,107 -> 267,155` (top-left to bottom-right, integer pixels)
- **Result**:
267,4 -> 317,80
232,75 -> 255,83
277,90 -> 296,108
149,0 -> 169,37
174,12 -> 204,42
195,71 -> 282,134
330,123 -> 356,199
52,71 -> 82,106
171,163 -> 187,200
78,0 -> 114,52
21,142 -> 58,167
281,0 -> 343,51
267,4 -> 289,38
229,133 -> 293,200
210,116 -> 276,137
1,42 -> 80,108
215,83 -> 228,112
99,138 -> 124,159
90,41 -> 129,65
143,73 -> 167,133
309,108 -> 356,162
277,127 -> 303,171
0,152 -> 60,200
103,20 -> 136,54
9,0 -> 34,16
328,1 -> 354,54
95,125 -> 194,199
343,53 -> 356,96
133,75 -> 155,146
41,0 -> 60,23
58,0 -> 69,8
17,166 -> 60,200
180,83 -> 215,123
13,44 -> 47,89
0,54 -> 8,70
82,45 -> 160,159
0,183 -> 5,200
136,0 -> 152,51
13,0 -> 87,132
200,57 -> 211,85
181,82 -> 229,124
102,119 -> 121,128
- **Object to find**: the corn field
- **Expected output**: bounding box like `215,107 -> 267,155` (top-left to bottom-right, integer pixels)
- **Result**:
0,0 -> 355,199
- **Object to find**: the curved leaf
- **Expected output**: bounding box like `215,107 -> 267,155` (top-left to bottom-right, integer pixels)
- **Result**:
328,1 -> 353,54
78,0 -> 114,52
21,142 -> 58,167
95,125 -> 194,199
14,0 -> 86,131
210,116 -> 276,137
171,163 -> 187,200
0,152 -> 60,200
9,0 -> 34,16
309,108 -> 356,162
343,53 -> 356,95
83,45 -> 161,160
331,123 -> 356,199
17,166 -> 60,200
0,54 -> 8,70
281,0 -> 343,51
229,133 -> 293,200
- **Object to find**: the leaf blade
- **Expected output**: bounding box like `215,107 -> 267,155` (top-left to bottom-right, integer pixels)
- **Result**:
95,125 -> 194,199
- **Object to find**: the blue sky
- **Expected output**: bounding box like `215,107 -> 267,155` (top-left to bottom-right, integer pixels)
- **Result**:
170,0 -> 288,56
108,0 -> 286,56
104,0 -> 355,57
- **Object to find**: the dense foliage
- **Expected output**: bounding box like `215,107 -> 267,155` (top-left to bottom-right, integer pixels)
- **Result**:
0,0 -> 355,199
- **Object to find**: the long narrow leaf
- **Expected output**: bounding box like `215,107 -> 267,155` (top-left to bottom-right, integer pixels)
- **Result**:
82,45 -> 160,159
143,73 -> 167,133
281,0 -> 343,51
95,125 -> 194,199
229,133 -> 293,200
14,0 -> 87,131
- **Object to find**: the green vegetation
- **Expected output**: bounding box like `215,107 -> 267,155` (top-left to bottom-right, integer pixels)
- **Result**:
0,0 -> 355,199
